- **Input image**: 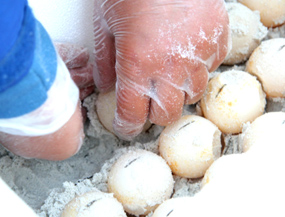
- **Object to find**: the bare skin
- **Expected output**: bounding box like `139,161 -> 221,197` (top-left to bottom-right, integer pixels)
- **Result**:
0,43 -> 93,161
0,103 -> 83,161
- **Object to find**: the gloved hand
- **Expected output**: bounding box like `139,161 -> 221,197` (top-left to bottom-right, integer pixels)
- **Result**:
93,0 -> 230,140
55,43 -> 95,101
55,43 -> 95,122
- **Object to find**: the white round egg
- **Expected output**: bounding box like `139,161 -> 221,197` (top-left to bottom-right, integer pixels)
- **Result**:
61,190 -> 126,217
197,150 -> 285,216
241,112 -> 285,153
200,70 -> 266,134
96,89 -> 152,135
246,38 -> 285,98
201,154 -> 247,188
152,197 -> 196,217
238,0 -> 285,27
96,90 -> 117,134
107,149 -> 174,216
159,115 -> 222,179
223,2 -> 267,65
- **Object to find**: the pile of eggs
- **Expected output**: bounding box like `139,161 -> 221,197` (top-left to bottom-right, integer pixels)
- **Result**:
61,0 -> 285,216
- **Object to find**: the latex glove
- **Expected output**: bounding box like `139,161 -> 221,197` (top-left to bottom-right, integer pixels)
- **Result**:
55,43 -> 95,100
0,36 -> 93,162
0,3 -> 89,161
55,42 -> 95,122
93,0 -> 230,140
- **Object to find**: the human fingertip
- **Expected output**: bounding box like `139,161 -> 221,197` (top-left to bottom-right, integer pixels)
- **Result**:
149,112 -> 181,127
148,88 -> 184,126
184,90 -> 205,105
93,76 -> 116,93
97,84 -> 115,93
65,47 -> 89,69
113,117 -> 144,141
69,63 -> 94,89
55,42 -> 89,68
184,65 -> 209,105
79,85 -> 95,101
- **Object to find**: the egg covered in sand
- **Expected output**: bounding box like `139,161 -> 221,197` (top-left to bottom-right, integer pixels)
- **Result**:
159,115 -> 222,179
107,149 -> 174,216
223,2 -> 267,65
241,112 -> 285,153
152,197 -> 197,217
61,190 -> 126,217
246,38 -> 285,98
238,0 -> 285,27
200,70 -> 266,134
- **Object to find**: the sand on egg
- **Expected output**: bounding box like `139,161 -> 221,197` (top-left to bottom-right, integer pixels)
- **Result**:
0,1 -> 285,217
223,2 -> 267,65
200,70 -> 266,134
159,115 -> 222,179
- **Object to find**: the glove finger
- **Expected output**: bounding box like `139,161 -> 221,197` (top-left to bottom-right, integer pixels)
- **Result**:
79,85 -> 95,101
184,64 -> 209,105
113,78 -> 149,140
69,62 -> 94,89
93,4 -> 116,92
55,42 -> 89,69
149,79 -> 185,126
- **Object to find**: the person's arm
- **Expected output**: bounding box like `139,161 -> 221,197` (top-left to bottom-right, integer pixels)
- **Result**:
0,0 -> 84,160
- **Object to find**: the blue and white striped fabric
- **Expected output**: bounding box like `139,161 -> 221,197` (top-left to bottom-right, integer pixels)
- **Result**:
0,1 -> 57,118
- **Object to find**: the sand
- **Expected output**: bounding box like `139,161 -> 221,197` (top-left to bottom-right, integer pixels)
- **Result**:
0,2 -> 284,217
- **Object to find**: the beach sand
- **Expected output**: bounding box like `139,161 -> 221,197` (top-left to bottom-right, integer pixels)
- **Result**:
0,1 -> 284,216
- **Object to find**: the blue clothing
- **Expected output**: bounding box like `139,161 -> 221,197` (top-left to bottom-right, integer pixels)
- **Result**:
0,2 -> 57,118
0,4 -> 35,94
0,0 -> 26,60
